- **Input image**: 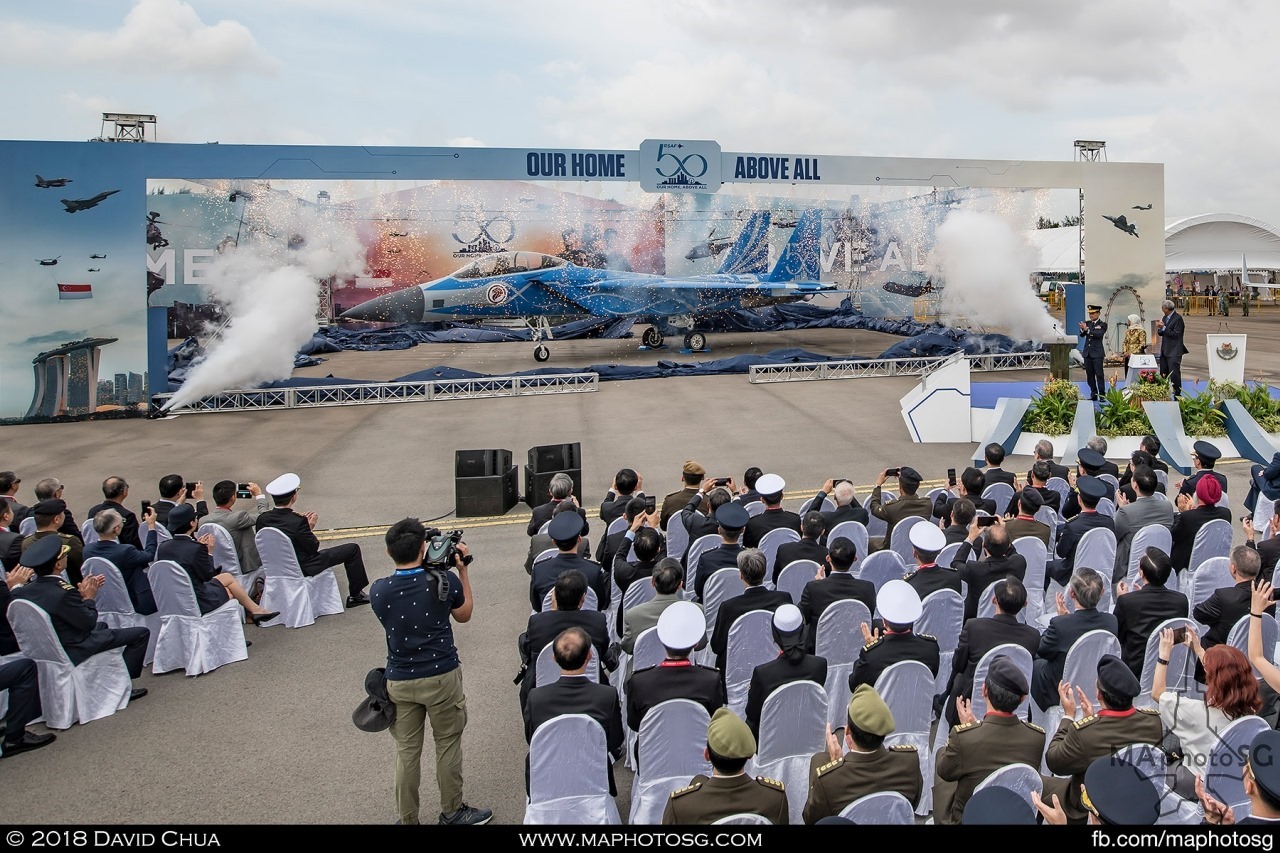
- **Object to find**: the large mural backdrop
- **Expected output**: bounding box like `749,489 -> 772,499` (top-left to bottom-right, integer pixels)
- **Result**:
0,141 -> 1163,423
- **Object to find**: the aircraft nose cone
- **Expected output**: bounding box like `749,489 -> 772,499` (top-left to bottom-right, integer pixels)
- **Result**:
339,286 -> 425,324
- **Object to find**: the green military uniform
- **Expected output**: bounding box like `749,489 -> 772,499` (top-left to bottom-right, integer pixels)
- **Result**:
934,714 -> 1046,825
1044,708 -> 1164,822
802,743 -> 921,823
661,773 -> 788,825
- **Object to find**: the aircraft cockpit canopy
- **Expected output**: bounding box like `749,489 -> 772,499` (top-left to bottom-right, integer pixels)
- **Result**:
452,252 -> 565,280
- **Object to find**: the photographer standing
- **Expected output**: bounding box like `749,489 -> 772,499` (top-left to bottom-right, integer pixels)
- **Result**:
370,518 -> 491,826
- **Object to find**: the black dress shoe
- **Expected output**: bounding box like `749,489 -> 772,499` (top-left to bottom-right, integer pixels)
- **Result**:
346,592 -> 371,608
251,611 -> 280,626
245,640 -> 253,647
0,730 -> 56,758
130,687 -> 148,701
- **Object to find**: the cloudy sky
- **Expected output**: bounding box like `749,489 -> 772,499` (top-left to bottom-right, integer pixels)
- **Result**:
2,0 -> 1277,226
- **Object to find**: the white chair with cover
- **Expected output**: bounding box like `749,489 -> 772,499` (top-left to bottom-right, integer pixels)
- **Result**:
865,499 -> 889,541
1136,617 -> 1198,709
724,610 -> 776,716
1204,716 -> 1271,821
817,598 -> 872,731
1034,505 -> 1061,553
1255,496 -> 1276,543
616,625 -> 663,771
1227,613 -> 1278,678
79,519 -> 99,546
541,587 -> 598,613
701,568 -> 744,645
154,524 -> 173,544
1031,630 -> 1121,742
620,579 -> 657,628
17,517 -> 35,537
605,516 -> 628,538
198,522 -> 260,617
798,496 -> 836,515
628,699 -> 712,825
1187,556 -> 1233,617
1111,743 -> 1203,824
1184,519 -> 1234,589
535,641 -> 599,687
253,527 -> 343,628
663,518 -> 691,573
875,660 -> 936,814
6,599 -> 131,729
936,541 -> 964,570
775,560 -> 819,604
888,516 -> 926,566
973,763 -> 1043,808
758,528 -> 801,583
743,501 -> 765,518
532,548 -> 558,571
685,534 -> 722,595
826,522 -> 869,566
1098,473 -> 1120,492
712,813 -> 773,825
982,483 -> 1015,513
146,560 -> 248,676
1125,525 -> 1174,585
1013,536 -> 1048,624
81,556 -> 160,666
970,643 -> 1034,719
1073,527 -> 1117,584
857,551 -> 907,594
925,487 -> 951,520
524,714 -> 621,825
1154,469 -> 1169,491
918,589 -> 964,695
837,791 -> 914,825
751,680 -> 828,825
1045,477 -> 1071,506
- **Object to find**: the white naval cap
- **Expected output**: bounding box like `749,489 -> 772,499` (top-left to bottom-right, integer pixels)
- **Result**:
878,579 -> 922,624
265,472 -> 301,496
909,521 -> 946,552
755,473 -> 785,495
657,601 -> 706,650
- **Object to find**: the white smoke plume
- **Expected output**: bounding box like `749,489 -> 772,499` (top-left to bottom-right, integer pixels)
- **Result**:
931,209 -> 1064,342
162,197 -> 365,410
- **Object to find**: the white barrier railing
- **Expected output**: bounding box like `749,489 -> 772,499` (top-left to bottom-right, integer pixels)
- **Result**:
747,351 -> 1049,383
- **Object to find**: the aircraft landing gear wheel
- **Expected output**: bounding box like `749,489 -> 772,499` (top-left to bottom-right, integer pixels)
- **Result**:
642,326 -> 663,348
685,332 -> 706,351
533,345 -> 550,362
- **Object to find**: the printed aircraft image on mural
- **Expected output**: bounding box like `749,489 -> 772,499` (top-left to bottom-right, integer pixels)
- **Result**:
341,210 -> 837,361
34,175 -> 72,188
60,189 -> 120,213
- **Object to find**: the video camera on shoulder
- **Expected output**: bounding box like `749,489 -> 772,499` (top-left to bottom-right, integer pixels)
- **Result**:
424,529 -> 464,569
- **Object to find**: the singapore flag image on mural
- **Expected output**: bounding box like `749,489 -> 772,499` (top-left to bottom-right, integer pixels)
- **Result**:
57,283 -> 92,300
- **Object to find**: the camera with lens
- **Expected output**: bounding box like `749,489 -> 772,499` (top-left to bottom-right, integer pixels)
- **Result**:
424,529 -> 466,570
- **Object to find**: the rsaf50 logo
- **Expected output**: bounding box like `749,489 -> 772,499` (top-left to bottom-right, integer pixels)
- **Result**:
452,204 -> 515,257
639,140 -> 721,194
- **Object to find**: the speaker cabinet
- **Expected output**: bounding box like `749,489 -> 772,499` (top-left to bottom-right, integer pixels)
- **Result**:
454,449 -> 518,517
524,442 -> 583,507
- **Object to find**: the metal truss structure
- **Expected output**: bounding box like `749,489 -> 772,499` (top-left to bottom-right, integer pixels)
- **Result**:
155,372 -> 598,414
747,351 -> 1049,383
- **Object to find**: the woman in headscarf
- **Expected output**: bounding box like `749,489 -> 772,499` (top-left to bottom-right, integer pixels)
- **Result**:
1122,314 -> 1147,372
743,604 -> 828,737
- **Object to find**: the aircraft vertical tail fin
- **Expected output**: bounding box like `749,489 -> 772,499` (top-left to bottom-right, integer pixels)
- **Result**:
764,209 -> 823,282
716,211 -> 771,276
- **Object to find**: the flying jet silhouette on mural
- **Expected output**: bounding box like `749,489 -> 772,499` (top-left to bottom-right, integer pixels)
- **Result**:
1102,213 -> 1139,237
90,253 -> 107,259
61,189 -> 120,213
34,175 -> 72,188
1131,204 -> 1152,210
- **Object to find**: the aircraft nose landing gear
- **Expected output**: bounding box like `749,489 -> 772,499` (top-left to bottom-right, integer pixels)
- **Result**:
533,345 -> 550,362
641,326 -> 664,349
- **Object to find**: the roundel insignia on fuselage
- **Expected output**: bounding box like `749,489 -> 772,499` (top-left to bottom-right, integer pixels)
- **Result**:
486,283 -> 511,305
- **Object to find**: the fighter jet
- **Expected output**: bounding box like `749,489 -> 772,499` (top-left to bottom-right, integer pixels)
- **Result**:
1132,204 -> 1152,210
35,175 -> 72,188
60,189 -> 120,213
1102,214 -> 1139,237
87,268 -> 100,273
89,254 -> 107,259
35,257 -> 60,266
342,210 -> 841,361
882,276 -> 939,298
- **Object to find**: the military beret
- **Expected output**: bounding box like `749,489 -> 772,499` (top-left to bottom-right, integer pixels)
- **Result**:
1019,487 -> 1044,511
847,684 -> 895,737
1192,440 -> 1221,462
31,498 -> 66,516
1077,476 -> 1107,501
547,511 -> 585,541
1082,757 -> 1160,825
755,474 -> 785,496
167,502 -> 197,533
878,579 -> 922,624
265,472 -> 301,496
682,460 -> 706,478
985,655 -> 1029,695
1248,730 -> 1280,803
898,467 -> 922,488
908,522 -> 946,552
1097,654 -> 1140,701
715,502 -> 749,530
707,707 -> 755,760
20,535 -> 65,570
1077,448 -> 1107,471
963,786 -> 1035,824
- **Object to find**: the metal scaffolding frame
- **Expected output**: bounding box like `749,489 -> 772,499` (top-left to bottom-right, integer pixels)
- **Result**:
747,351 -> 1049,383
154,372 -> 599,414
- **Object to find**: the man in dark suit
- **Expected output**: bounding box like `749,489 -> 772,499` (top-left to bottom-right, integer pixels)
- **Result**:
710,549 -> 790,666
598,468 -> 642,526
743,474 -> 801,549
83,506 -> 160,615
678,480 -> 736,564
30,479 -> 82,543
1178,441 -> 1229,498
1170,475 -> 1233,574
731,467 -> 763,508
152,473 -> 208,527
903,522 -> 961,600
1119,450 -> 1168,495
1079,304 -> 1108,401
660,460 -> 705,529
942,498 -> 976,545
1027,440 -> 1071,483
849,579 -> 940,690
1244,515 -> 1280,582
1156,298 -> 1189,397
1195,545 -> 1273,651
158,504 -> 277,621
774,512 -> 827,583
625,602 -> 722,734
943,577 -> 1040,726
868,467 -> 932,552
1061,449 -> 1117,519
812,479 -> 868,531
255,473 -> 370,607
0,502 -> 23,571
598,497 -> 646,574
523,627 -> 624,795
693,503 -> 749,601
951,518 -> 1026,621
935,467 -> 996,527
1113,548 -> 1190,678
0,655 -> 55,757
526,472 -> 589,539
798,537 -> 875,652
12,536 -> 149,700
1048,476 -> 1115,587
744,605 -> 828,737
528,511 -> 608,613
0,540 -> 31,655
0,471 -> 28,534
982,443 -> 1017,487
86,475 -> 142,550
1031,568 -> 1118,711
519,570 -> 615,708
1005,461 -> 1062,517
1003,487 -> 1052,547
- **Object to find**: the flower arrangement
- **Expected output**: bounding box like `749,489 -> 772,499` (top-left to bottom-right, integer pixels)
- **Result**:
1127,370 -> 1173,403
1023,376 -> 1079,435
